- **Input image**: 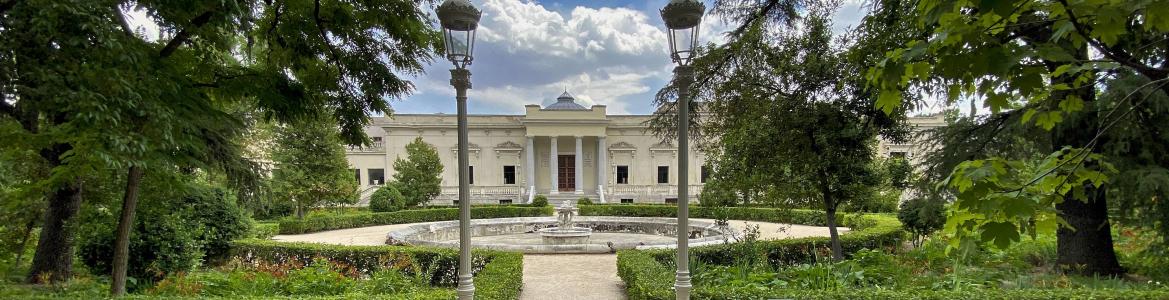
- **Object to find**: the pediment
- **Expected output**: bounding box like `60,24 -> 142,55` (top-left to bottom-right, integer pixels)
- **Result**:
495,141 -> 523,150
608,141 -> 637,150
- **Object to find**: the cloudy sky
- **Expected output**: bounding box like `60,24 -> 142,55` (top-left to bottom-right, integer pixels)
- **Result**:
399,0 -> 870,115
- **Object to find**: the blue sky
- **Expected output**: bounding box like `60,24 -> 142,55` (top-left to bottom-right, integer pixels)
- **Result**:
395,0 -> 870,115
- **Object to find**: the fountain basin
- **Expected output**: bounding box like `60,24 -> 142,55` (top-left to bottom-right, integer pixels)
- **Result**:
538,227 -> 593,245
386,216 -> 734,254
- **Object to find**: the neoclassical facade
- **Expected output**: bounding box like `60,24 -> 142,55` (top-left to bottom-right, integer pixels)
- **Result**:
347,92 -> 944,205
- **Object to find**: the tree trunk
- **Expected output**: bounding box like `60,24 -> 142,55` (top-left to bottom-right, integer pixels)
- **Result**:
1055,186 -> 1122,276
817,175 -> 844,261
111,166 -> 144,296
822,198 -> 843,261
1047,43 -> 1123,277
26,179 -> 83,284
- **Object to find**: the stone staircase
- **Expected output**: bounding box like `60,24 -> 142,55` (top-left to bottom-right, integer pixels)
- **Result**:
545,193 -> 600,206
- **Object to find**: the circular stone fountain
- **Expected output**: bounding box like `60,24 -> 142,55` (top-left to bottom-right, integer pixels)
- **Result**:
385,204 -> 735,254
536,203 -> 593,245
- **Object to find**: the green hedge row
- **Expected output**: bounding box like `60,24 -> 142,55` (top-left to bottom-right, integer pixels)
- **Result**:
579,205 -> 847,227
248,222 -> 280,239
278,206 -> 553,234
687,289 -> 1169,300
231,239 -> 522,300
614,208 -> 905,300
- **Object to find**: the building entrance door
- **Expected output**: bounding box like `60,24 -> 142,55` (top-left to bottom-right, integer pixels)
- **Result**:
558,155 -> 575,192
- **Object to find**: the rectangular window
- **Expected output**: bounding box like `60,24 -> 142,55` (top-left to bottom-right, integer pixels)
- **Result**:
503,166 -> 516,185
468,166 -> 474,185
620,198 -> 634,204
616,166 -> 629,184
352,169 -> 360,184
368,169 -> 384,185
372,136 -> 382,142
665,198 -> 678,204
499,199 -> 513,205
453,200 -> 459,206
700,165 -> 711,183
657,166 -> 669,184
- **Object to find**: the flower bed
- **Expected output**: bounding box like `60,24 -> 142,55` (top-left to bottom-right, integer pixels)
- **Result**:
229,239 -> 523,300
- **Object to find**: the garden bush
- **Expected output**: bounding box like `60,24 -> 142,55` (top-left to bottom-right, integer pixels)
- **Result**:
278,206 -> 553,234
229,239 -> 522,300
369,185 -> 406,212
532,194 -> 549,207
77,184 -> 249,288
577,197 -> 593,205
897,193 -> 946,247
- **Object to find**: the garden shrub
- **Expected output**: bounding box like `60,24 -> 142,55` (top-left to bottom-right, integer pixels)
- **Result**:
282,258 -> 350,296
698,178 -> 739,207
248,222 -> 280,239
230,239 -> 523,300
369,185 -> 406,212
577,197 -> 593,205
897,194 -> 945,247
532,194 -> 549,207
77,184 -> 249,288
278,206 -> 553,234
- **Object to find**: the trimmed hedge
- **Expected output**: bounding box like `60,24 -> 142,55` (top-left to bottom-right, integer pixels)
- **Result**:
614,207 -> 905,300
279,206 -> 553,234
580,205 -> 846,226
249,222 -> 280,239
687,289 -> 1169,300
231,239 -> 522,300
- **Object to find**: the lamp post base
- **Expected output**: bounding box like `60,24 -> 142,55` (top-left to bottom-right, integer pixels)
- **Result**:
674,271 -> 692,299
457,274 -> 475,300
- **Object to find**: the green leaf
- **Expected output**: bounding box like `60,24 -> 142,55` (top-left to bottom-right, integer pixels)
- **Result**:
1058,95 -> 1084,113
877,89 -> 902,115
1035,44 -> 1076,62
980,221 -> 1021,249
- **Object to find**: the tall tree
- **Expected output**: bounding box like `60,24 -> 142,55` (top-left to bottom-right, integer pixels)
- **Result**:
269,116 -> 359,219
653,1 -> 909,260
0,0 -> 440,284
392,137 -> 443,207
868,0 -> 1169,276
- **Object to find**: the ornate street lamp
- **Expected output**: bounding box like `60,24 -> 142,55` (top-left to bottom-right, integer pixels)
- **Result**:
660,0 -> 704,299
437,1 -> 481,299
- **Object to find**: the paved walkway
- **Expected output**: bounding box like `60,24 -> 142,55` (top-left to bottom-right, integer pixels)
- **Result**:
520,254 -> 625,300
271,219 -> 844,299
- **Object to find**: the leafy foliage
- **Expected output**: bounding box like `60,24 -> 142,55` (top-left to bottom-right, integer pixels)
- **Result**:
392,137 -> 443,207
576,197 -> 593,205
278,206 -> 553,234
77,177 -> 249,288
898,194 -> 946,247
369,185 -> 406,213
531,195 -> 549,207
269,116 -> 359,218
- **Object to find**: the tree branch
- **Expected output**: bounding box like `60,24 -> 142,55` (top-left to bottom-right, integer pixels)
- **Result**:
159,11 -> 215,58
1056,0 -> 1169,88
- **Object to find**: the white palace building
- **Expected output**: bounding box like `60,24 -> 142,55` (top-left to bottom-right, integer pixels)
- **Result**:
346,92 -> 944,205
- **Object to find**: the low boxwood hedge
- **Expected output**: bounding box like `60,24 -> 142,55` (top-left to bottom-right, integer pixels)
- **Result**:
278,206 -> 553,234
231,239 -> 522,300
613,207 -> 904,299
579,205 -> 845,226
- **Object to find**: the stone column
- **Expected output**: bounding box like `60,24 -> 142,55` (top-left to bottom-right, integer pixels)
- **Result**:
574,136 -> 584,194
550,136 -> 559,195
526,136 -> 536,202
597,136 -> 607,202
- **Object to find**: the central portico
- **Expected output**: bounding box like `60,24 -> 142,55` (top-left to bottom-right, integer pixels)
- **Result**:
523,91 -> 610,197
345,90 -> 719,206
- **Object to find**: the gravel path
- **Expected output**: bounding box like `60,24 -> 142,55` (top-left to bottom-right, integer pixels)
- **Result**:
270,219 -> 844,299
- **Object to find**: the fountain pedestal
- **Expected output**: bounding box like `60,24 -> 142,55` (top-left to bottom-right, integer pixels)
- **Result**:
538,203 -> 593,244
